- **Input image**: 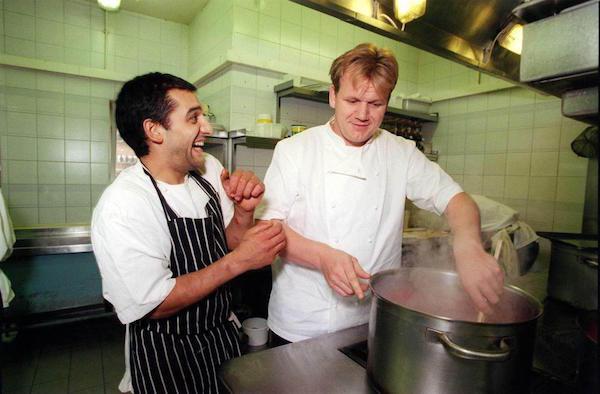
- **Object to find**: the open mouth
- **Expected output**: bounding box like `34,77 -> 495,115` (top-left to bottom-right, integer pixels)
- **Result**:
192,141 -> 205,148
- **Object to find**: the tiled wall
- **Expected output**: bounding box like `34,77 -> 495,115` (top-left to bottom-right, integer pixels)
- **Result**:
430,87 -> 589,232
0,65 -> 120,226
417,51 -> 514,101
0,0 -> 188,227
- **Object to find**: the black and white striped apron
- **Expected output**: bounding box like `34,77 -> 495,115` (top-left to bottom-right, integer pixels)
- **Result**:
129,169 -> 241,394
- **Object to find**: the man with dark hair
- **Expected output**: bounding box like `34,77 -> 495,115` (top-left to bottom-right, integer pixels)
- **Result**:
92,72 -> 285,393
259,43 -> 503,343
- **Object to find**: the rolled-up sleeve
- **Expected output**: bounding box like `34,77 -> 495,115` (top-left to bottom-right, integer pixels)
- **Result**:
257,141 -> 298,221
405,145 -> 463,215
91,194 -> 175,324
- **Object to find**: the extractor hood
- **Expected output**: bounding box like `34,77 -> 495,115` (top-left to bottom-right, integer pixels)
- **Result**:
292,0 -> 598,124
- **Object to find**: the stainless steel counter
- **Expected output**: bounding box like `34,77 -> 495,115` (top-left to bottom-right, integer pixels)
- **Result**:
220,324 -> 373,393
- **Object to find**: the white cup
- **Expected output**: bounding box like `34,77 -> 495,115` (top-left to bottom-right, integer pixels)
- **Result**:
242,317 -> 269,347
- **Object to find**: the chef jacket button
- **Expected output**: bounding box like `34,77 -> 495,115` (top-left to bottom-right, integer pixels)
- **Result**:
368,238 -> 372,244
331,203 -> 336,208
374,206 -> 378,211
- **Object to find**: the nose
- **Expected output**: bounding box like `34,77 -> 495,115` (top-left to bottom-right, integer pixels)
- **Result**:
199,115 -> 213,136
356,102 -> 369,121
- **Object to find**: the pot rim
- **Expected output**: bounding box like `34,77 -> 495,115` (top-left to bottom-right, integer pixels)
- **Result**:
369,267 -> 544,326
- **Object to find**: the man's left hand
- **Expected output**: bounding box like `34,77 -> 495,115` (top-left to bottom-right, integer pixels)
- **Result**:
221,169 -> 264,212
454,243 -> 504,315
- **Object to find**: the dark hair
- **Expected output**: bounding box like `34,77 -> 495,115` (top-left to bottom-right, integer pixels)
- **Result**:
115,72 -> 197,157
330,43 -> 398,100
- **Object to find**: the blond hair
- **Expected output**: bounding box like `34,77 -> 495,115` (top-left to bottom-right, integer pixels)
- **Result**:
329,43 -> 398,100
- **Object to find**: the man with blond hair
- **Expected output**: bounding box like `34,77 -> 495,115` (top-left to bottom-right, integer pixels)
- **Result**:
259,43 -> 504,343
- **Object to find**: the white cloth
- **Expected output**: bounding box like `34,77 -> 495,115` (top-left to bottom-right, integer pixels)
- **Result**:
0,187 -> 16,262
259,122 -> 463,341
0,268 -> 14,307
91,154 -> 234,325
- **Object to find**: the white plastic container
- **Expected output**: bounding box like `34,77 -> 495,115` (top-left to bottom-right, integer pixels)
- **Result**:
242,317 -> 269,347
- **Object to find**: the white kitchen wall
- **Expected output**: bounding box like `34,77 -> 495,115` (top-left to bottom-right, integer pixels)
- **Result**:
0,0 -> 188,227
430,87 -> 589,232
417,51 -> 514,101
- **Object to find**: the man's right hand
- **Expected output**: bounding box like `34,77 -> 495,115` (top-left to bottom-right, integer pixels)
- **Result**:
318,247 -> 370,299
232,220 -> 286,272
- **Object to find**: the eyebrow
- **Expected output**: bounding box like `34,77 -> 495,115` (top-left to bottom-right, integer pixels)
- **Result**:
186,106 -> 203,117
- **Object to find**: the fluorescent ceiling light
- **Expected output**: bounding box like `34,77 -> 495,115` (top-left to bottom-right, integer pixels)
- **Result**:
98,0 -> 121,11
499,23 -> 523,55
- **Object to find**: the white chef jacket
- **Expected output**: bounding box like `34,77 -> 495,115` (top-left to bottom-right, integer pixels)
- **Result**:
91,154 -> 234,325
259,122 -> 463,342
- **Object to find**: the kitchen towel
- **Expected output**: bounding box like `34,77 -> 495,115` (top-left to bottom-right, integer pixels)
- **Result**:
0,187 -> 16,262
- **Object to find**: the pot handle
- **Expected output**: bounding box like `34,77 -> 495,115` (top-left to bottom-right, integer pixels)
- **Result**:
428,329 -> 512,362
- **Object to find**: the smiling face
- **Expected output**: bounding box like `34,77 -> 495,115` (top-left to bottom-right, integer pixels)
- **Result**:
329,73 -> 388,147
152,88 -> 212,181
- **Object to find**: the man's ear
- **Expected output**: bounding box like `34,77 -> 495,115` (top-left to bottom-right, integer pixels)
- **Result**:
143,119 -> 164,144
328,85 -> 336,110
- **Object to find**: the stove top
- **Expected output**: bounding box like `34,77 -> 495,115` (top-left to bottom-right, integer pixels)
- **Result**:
339,299 -> 590,394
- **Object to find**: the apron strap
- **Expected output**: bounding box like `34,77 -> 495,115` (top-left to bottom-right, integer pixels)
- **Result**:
142,168 -> 178,221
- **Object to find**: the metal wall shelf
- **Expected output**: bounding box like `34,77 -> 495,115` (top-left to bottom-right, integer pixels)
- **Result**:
274,80 -> 439,123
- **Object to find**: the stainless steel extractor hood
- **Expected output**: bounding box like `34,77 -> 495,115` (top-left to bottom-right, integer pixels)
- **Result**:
292,0 -> 599,124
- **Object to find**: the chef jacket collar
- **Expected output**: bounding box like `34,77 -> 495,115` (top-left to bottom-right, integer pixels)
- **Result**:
324,121 -> 380,179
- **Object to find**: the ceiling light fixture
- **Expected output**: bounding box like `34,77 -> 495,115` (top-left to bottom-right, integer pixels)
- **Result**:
98,0 -> 121,11
394,0 -> 427,31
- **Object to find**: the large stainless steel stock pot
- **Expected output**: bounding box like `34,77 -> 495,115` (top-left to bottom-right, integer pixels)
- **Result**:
368,267 -> 543,394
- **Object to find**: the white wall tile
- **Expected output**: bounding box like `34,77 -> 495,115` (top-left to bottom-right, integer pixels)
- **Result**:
532,127 -> 560,151
528,177 -> 556,201
485,131 -> 508,153
38,184 -> 66,206
507,129 -> 533,152
38,161 -> 65,184
36,18 -> 65,46
504,176 -> 529,199
531,152 -> 558,176
506,153 -> 530,175
464,154 -> 484,175
7,136 -> 37,160
37,114 -> 65,139
65,140 -> 90,162
558,152 -> 588,177
37,138 -> 65,161
482,175 -> 505,198
8,160 -> 37,184
39,207 -> 66,224
36,0 -> 64,22
66,162 -> 90,184
5,69 -> 37,89
7,112 -> 36,136
4,37 -> 35,57
555,176 -> 586,203
65,117 -> 90,140
36,42 -> 65,63
36,73 -> 65,93
64,0 -> 90,28
483,153 -> 506,175
5,12 -> 35,40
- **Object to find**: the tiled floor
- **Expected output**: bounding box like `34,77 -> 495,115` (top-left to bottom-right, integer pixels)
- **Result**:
1,316 -> 127,394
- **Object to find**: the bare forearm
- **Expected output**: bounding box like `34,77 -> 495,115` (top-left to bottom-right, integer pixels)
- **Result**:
257,219 -> 328,270
149,252 -> 242,319
445,192 -> 484,251
225,207 -> 254,250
